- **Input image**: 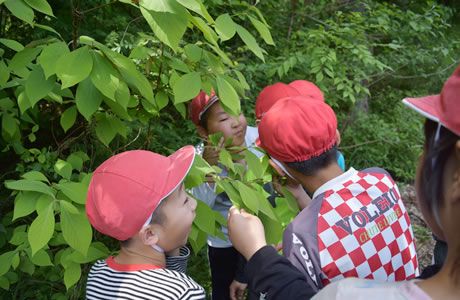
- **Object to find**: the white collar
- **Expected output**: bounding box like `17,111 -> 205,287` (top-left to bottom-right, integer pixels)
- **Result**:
312,167 -> 358,199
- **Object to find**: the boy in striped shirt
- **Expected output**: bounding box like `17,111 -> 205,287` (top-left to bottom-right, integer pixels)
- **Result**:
85,147 -> 205,299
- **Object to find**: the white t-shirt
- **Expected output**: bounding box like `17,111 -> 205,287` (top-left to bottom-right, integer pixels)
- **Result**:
312,278 -> 431,300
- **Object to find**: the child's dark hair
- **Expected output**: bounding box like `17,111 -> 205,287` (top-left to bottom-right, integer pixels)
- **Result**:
120,200 -> 167,247
199,107 -> 212,130
420,119 -> 459,281
285,145 -> 338,176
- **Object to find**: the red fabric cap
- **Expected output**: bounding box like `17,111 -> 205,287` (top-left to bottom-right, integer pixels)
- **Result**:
189,90 -> 219,125
255,82 -> 300,120
403,64 -> 460,136
289,80 -> 324,102
86,146 -> 195,241
258,96 -> 337,162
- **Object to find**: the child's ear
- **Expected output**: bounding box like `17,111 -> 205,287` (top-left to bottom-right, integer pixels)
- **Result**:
269,159 -> 286,177
336,129 -> 341,146
139,225 -> 160,246
196,125 -> 208,140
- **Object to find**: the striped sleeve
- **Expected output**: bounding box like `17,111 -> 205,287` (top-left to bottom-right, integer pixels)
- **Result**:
166,246 -> 190,273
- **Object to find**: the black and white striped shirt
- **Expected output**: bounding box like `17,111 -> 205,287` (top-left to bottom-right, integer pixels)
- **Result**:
86,247 -> 205,299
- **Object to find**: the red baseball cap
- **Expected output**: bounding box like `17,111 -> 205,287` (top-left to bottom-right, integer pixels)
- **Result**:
289,80 -> 324,102
86,146 -> 195,241
403,64 -> 460,136
189,90 -> 219,126
255,82 -> 300,120
258,95 -> 337,162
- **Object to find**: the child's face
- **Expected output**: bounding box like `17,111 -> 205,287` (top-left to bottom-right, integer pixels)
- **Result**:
204,102 -> 248,147
156,184 -> 197,251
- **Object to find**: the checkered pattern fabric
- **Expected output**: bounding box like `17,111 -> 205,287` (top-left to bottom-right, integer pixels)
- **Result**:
317,171 -> 419,286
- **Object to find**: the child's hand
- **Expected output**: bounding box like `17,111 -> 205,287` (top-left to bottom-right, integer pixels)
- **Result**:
272,173 -> 311,210
229,280 -> 247,300
228,206 -> 267,261
203,136 -> 224,165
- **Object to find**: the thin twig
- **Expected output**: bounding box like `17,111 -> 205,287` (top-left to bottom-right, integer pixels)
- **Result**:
120,16 -> 143,45
80,0 -> 117,14
114,127 -> 142,153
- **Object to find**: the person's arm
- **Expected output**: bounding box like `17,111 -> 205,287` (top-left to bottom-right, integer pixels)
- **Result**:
246,245 -> 315,299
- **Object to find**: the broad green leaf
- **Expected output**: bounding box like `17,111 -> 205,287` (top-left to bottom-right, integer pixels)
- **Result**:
64,262 -> 81,290
236,182 -> 259,213
13,191 -> 41,220
5,179 -> 54,197
103,98 -> 131,121
24,0 -> 54,16
0,39 -> 24,52
253,184 -> 277,221
56,182 -> 88,204
193,200 -> 215,234
18,91 -> 32,114
172,72 -> 201,104
28,201 -> 55,255
219,149 -> 235,172
115,81 -> 130,109
54,159 -> 72,179
248,16 -> 274,45
90,51 -> 120,101
34,24 -> 62,38
5,0 -> 34,24
184,44 -> 204,62
235,24 -> 265,62
2,114 -> 17,138
31,249 -> 53,266
38,42 -> 69,79
60,106 -> 77,133
216,75 -> 240,115
259,212 -> 283,245
60,200 -> 92,255
155,91 -> 169,110
95,115 -> 117,146
9,225 -> 27,245
215,14 -> 236,41
140,7 -> 188,52
22,171 -> 49,183
25,66 -> 54,107
234,70 -> 250,90
191,16 -> 218,46
8,48 -> 41,72
66,153 -> 83,171
0,60 -> 9,85
12,253 -> 20,269
176,0 -> 211,22
36,194 -> 54,214
75,78 -> 102,121
244,150 -> 263,178
68,243 -> 109,263
188,224 -> 208,254
56,46 -> 93,89
0,251 -> 15,276
0,276 -> 8,290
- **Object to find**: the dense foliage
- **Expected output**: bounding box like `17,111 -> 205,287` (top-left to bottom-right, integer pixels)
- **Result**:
0,0 -> 459,298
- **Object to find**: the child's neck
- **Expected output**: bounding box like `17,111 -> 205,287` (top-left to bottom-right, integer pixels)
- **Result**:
116,244 -> 166,267
297,164 -> 344,196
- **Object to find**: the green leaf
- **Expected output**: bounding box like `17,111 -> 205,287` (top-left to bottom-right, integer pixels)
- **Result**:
5,179 -> 54,197
56,181 -> 88,204
38,42 -> 69,79
24,0 -> 54,16
184,44 -> 204,62
5,0 -> 34,24
248,16 -> 274,45
176,0 -> 212,22
66,153 -> 84,171
191,17 -> 218,46
0,276 -> 9,290
64,262 -> 81,290
115,81 -> 130,109
215,14 -> 236,41
68,243 -> 109,264
60,200 -> 92,255
54,159 -> 72,179
259,212 -> 283,245
0,60 -> 9,85
140,6 -> 188,52
219,149 -> 235,172
11,253 -> 20,269
56,46 -> 93,89
75,78 -> 102,121
95,114 -> 117,146
25,66 -> 54,107
13,191 -> 40,220
10,225 -> 27,245
188,224 -> 208,254
155,91 -> 169,110
234,70 -> 250,90
172,72 -> 201,104
244,150 -> 263,178
31,249 -> 53,266
236,182 -> 259,213
34,24 -> 62,38
0,251 -> 15,276
235,24 -> 265,62
60,106 -> 77,133
193,200 -> 215,234
8,47 -> 41,73
28,201 -> 55,255
22,171 -> 49,183
2,114 -> 17,138
90,51 -> 120,101
0,39 -> 24,52
216,75 -> 240,115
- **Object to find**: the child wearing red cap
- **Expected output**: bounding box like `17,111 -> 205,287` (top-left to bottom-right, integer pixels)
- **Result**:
227,64 -> 460,300
189,90 -> 261,300
85,147 -> 205,299
228,94 -> 419,297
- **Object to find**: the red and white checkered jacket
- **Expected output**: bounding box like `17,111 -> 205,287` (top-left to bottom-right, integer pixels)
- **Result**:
282,167 -> 419,292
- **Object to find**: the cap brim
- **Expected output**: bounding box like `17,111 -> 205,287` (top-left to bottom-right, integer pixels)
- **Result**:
160,145 -> 196,201
402,95 -> 440,122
